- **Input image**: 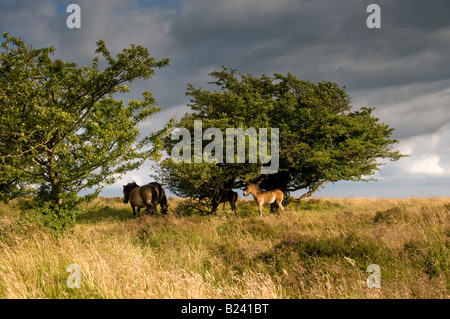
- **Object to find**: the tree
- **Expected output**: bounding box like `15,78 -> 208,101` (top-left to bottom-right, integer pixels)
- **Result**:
157,67 -> 404,212
0,33 -> 170,207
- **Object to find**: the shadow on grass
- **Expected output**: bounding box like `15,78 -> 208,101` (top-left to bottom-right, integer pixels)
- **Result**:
223,200 -> 285,218
76,198 -> 135,224
76,197 -> 174,224
76,206 -> 132,224
75,197 -> 312,224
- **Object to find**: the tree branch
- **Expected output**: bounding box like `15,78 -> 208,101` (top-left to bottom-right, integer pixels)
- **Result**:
297,180 -> 329,201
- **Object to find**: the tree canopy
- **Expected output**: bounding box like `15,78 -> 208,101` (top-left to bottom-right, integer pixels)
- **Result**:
157,67 -> 403,212
0,33 -> 170,206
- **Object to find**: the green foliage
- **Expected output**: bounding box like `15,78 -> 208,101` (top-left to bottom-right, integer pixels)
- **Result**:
19,201 -> 77,234
16,184 -> 96,232
298,199 -> 344,211
0,165 -> 33,203
424,241 -> 450,280
374,206 -> 409,224
158,67 -> 404,210
157,159 -> 253,213
0,33 -> 171,210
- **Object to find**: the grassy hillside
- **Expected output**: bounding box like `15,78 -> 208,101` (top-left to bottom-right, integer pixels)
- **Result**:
1,197 -> 450,298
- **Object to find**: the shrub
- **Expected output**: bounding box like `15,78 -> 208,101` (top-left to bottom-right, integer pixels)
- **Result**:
299,199 -> 344,211
18,187 -> 86,233
19,201 -> 79,234
374,206 -> 408,224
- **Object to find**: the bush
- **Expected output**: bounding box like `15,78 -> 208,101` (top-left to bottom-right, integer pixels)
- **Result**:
18,186 -> 86,233
298,199 -> 344,211
374,206 -> 408,224
18,184 -> 97,233
20,201 -> 79,233
173,200 -> 207,216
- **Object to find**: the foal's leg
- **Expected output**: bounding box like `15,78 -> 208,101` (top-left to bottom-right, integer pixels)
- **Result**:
270,202 -> 277,213
259,202 -> 263,217
277,197 -> 285,211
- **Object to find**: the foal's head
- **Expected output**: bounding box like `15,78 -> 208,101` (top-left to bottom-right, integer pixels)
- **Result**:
243,183 -> 256,196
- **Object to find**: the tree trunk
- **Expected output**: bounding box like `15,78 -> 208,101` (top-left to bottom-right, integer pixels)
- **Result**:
297,180 -> 329,202
50,178 -> 63,206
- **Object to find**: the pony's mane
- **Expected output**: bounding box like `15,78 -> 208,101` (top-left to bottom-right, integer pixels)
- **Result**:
124,182 -> 138,189
247,183 -> 262,192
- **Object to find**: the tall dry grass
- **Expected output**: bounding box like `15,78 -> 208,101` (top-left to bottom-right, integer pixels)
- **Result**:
1,196 -> 449,298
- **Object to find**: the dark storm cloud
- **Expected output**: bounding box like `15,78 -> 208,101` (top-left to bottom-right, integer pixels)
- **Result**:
1,0 -> 449,196
2,0 -> 449,112
166,0 -> 450,90
159,0 -> 450,143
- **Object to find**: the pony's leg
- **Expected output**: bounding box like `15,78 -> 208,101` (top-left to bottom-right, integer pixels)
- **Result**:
232,195 -> 238,215
231,201 -> 237,215
145,204 -> 154,215
159,203 -> 168,216
132,205 -> 136,218
259,202 -> 263,217
160,196 -> 169,215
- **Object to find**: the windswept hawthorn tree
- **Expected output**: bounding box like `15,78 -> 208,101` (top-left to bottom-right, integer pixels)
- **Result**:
0,33 -> 170,216
157,67 -> 404,212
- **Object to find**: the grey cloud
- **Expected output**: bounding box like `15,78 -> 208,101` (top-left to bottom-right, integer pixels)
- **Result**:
352,80 -> 450,139
3,0 -> 449,109
315,176 -> 450,198
153,0 -> 450,110
1,0 -> 450,197
373,124 -> 450,181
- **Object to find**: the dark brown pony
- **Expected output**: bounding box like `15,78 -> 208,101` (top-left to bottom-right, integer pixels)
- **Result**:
243,183 -> 284,217
123,182 -> 168,217
219,190 -> 238,214
211,190 -> 238,214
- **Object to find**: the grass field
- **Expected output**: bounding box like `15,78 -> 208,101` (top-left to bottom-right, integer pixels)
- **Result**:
1,196 -> 449,298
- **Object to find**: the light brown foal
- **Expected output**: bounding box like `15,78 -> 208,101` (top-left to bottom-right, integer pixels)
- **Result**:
243,183 -> 284,217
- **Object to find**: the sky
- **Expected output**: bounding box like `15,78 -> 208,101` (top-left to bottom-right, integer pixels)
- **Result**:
1,0 -> 449,198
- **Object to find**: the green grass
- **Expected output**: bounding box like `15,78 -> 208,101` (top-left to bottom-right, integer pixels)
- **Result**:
1,196 -> 450,298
